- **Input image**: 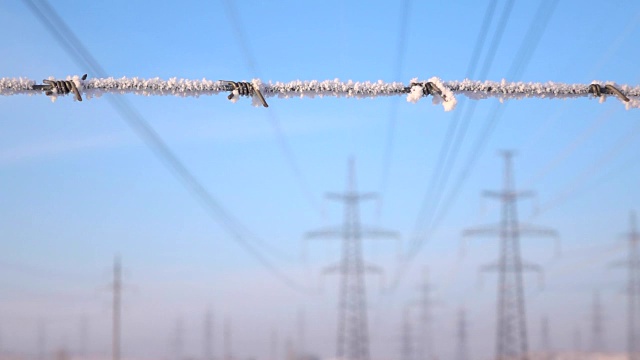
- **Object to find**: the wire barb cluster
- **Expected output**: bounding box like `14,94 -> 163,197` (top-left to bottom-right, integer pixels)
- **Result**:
32,74 -> 87,101
220,80 -> 268,107
409,81 -> 448,101
588,83 -> 630,102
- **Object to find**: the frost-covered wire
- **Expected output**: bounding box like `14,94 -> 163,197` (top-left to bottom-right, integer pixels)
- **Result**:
2,76 -> 640,110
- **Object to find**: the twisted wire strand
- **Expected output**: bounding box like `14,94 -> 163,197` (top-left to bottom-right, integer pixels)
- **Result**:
2,76 -> 639,109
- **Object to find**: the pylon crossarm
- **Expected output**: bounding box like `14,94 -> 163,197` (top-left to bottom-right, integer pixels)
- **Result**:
305,228 -> 342,239
360,227 -> 401,239
608,259 -> 631,269
521,262 -> 545,289
482,190 -> 535,200
517,223 -> 559,238
322,263 -> 344,275
363,264 -> 383,274
463,225 -> 501,237
325,192 -> 377,202
479,261 -> 542,273
521,261 -> 543,273
479,262 -> 501,272
364,264 -> 386,291
618,231 -> 640,240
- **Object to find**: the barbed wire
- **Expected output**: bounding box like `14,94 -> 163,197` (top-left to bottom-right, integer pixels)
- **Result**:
3,76 -> 639,110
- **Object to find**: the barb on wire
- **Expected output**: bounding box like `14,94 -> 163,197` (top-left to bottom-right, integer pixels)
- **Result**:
588,83 -> 630,102
220,80 -> 268,107
410,81 -> 446,100
4,75 -> 640,110
32,74 -> 87,101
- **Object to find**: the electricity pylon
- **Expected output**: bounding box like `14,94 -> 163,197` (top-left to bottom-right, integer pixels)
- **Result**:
111,255 -> 122,360
306,158 -> 398,360
270,328 -> 278,360
540,316 -> 551,360
223,317 -> 232,360
204,310 -> 214,360
416,268 -> 436,360
401,307 -> 414,360
590,291 -> 605,352
297,308 -> 306,357
79,315 -> 88,358
37,318 -> 46,360
173,318 -> 184,360
463,151 -> 557,360
611,211 -> 640,360
455,308 -> 469,360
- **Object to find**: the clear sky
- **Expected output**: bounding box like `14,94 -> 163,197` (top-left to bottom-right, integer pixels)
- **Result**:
1,1 -> 640,360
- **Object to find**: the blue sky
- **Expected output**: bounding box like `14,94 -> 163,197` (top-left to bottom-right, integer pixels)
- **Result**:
1,1 -> 640,360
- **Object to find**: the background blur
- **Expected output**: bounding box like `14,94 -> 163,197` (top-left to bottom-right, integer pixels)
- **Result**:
1,1 -> 640,360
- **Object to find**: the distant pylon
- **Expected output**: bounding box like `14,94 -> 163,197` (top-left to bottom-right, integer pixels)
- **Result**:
297,308 -> 306,357
37,318 -> 46,360
79,315 -> 88,358
306,158 -> 399,360
111,255 -> 122,360
400,307 -> 414,360
173,318 -> 184,360
463,151 -> 558,360
417,268 -> 435,360
223,317 -> 232,360
540,316 -> 551,360
270,328 -> 278,360
573,327 -> 582,359
455,308 -> 469,360
611,211 -> 640,360
204,310 -> 214,360
590,291 -> 605,352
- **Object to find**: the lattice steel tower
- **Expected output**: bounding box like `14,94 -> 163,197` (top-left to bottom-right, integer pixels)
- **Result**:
306,158 -> 398,360
590,291 -> 605,352
455,308 -> 469,360
401,307 -> 414,360
463,151 -> 557,360
612,211 -> 640,360
540,316 -> 551,360
417,268 -> 435,360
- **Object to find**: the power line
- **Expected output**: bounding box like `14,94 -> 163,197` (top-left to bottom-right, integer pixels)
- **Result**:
379,0 -> 412,213
21,0 -> 313,295
414,0 -> 517,239
493,9 -> 640,219
410,0 -> 501,246
220,0 -> 324,219
536,116 -> 640,216
405,0 -> 561,266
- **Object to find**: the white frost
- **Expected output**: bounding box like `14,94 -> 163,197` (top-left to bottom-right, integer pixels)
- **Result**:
0,76 -> 638,111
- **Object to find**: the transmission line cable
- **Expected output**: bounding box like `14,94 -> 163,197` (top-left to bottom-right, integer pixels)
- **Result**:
410,0 -> 559,258
21,0 -> 313,294
220,0 -> 324,219
478,10 -> 640,222
535,118 -> 640,216
411,0 -> 517,250
379,0 -> 411,218
387,0 -> 559,293
410,0 -> 499,245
